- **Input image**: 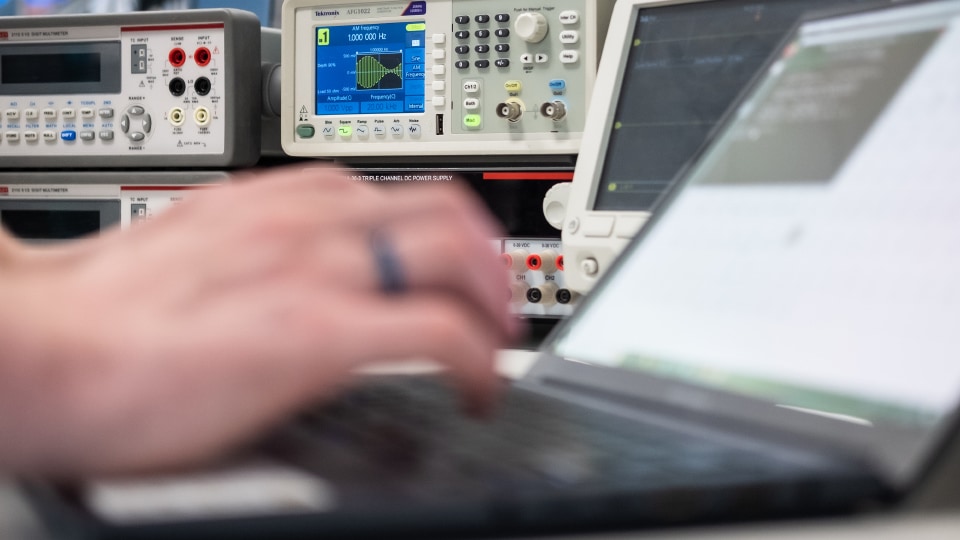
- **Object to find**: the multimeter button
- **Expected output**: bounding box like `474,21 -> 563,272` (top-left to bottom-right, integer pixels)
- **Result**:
142,115 -> 153,133
560,11 -> 580,25
3,110 -> 17,120
24,109 -> 38,120
129,132 -> 145,142
455,60 -> 470,69
408,124 -> 422,138
128,106 -> 145,116
495,29 -> 510,38
463,114 -> 482,128
583,217 -> 615,238
98,108 -> 114,119
475,60 -> 490,68
463,98 -> 480,110
80,108 -> 95,118
475,15 -> 490,24
455,45 -> 469,54
549,79 -> 567,91
42,109 -> 56,119
495,14 -> 510,23
455,31 -> 469,40
99,131 -> 114,141
463,80 -> 481,93
79,131 -> 95,141
43,131 -> 57,141
560,50 -> 580,64
120,115 -> 130,133
475,29 -> 490,39
495,59 -> 510,68
320,126 -> 335,138
559,30 -> 580,44
61,108 -> 76,119
432,97 -> 446,108
475,44 -> 490,54
23,131 -> 38,142
389,125 -> 403,137
5,132 -> 19,142
356,125 -> 369,138
60,130 -> 77,142
455,15 -> 469,25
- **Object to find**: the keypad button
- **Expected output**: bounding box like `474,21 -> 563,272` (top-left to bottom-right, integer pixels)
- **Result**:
455,15 -> 469,25
495,44 -> 510,53
455,31 -> 470,39
475,44 -> 490,54
495,28 -> 510,38
495,14 -> 510,23
455,60 -> 470,69
559,11 -> 580,25
455,45 -> 469,55
475,59 -> 490,69
475,29 -> 490,39
475,15 -> 490,23
559,30 -> 580,44
560,50 -> 580,64
495,59 -> 510,68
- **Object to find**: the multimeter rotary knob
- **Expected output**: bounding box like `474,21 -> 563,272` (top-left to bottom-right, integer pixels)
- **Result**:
515,12 -> 549,43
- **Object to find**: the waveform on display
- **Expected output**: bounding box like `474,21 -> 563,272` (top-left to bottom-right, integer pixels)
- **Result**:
356,52 -> 404,90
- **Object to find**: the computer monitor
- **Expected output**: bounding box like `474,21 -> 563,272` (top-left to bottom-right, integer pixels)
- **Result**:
561,0 -> 885,293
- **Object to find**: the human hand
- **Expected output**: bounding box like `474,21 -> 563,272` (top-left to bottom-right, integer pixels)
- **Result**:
0,165 -> 521,476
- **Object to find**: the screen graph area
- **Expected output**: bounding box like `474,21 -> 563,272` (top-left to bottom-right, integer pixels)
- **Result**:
314,21 -> 426,115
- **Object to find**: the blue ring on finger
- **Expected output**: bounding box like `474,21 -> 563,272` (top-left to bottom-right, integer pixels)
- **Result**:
370,231 -> 407,294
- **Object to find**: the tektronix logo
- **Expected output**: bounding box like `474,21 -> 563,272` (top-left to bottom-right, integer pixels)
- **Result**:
0,186 -> 9,195
315,9 -> 340,17
0,31 -> 9,40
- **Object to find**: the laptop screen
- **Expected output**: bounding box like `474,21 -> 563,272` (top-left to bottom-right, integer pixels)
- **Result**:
552,0 -> 960,477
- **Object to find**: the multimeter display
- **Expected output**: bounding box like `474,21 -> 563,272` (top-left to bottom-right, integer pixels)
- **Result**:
314,21 -> 426,116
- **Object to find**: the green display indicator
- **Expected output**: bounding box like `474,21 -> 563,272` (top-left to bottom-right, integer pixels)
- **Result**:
406,23 -> 427,31
463,114 -> 482,128
337,126 -> 353,137
317,28 -> 330,46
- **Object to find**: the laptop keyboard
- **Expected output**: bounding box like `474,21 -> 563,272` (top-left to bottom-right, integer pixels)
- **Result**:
272,376 -> 803,498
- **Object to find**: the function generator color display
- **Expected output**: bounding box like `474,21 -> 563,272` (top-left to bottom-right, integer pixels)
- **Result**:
281,0 -> 615,158
314,21 -> 426,116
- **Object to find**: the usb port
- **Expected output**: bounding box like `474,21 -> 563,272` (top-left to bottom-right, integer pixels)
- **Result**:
436,114 -> 444,135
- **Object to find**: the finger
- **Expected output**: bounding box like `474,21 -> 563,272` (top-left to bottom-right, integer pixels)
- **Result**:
327,293 -> 505,416
381,218 -> 518,342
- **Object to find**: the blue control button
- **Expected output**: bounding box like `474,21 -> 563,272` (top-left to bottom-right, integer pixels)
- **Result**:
60,130 -> 77,141
549,79 -> 567,91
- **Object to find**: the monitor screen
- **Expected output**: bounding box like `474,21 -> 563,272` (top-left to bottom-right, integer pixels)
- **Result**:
593,0 -> 878,212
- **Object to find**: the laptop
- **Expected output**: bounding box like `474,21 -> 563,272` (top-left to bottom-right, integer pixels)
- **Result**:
27,0 -> 960,537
